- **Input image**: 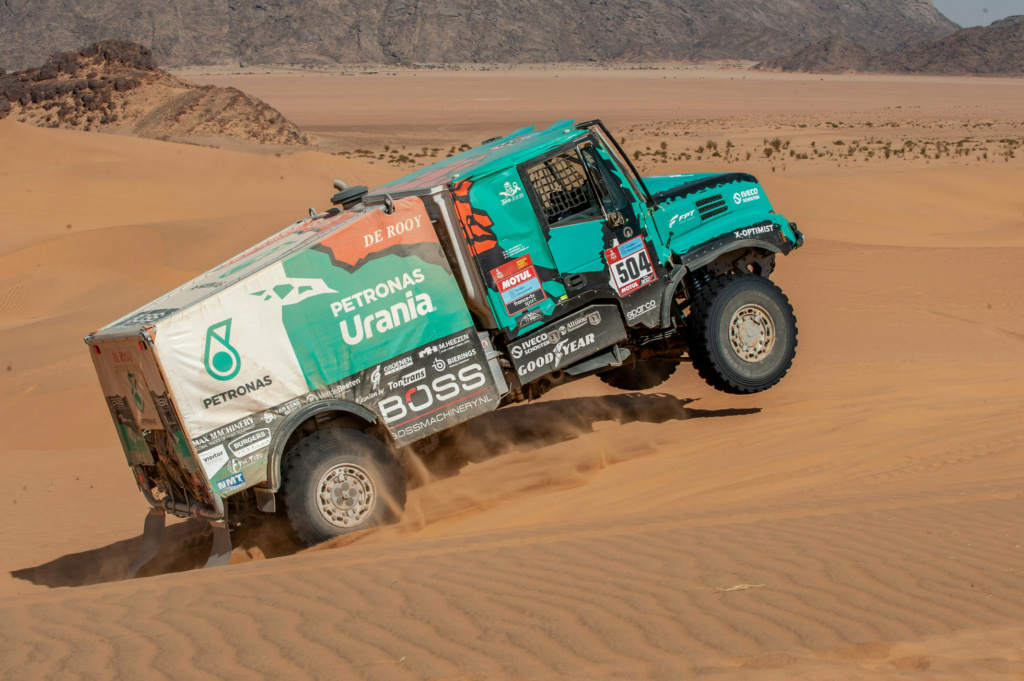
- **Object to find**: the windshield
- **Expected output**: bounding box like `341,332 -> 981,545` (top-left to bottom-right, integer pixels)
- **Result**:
587,125 -> 650,203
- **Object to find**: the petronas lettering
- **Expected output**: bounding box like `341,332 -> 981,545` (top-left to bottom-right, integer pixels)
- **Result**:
339,292 -> 436,345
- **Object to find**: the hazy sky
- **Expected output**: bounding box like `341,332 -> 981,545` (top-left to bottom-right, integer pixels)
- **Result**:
932,0 -> 1023,27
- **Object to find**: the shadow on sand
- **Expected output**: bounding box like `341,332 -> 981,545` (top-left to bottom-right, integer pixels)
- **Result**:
12,392 -> 758,588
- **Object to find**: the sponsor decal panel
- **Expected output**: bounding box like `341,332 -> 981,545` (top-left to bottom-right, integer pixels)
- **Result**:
198,444 -> 230,478
605,237 -> 657,297
499,181 -> 525,205
216,472 -> 246,492
106,198 -> 493,496
734,224 -> 775,239
230,451 -> 267,474
189,328 -> 501,484
375,329 -> 499,445
490,254 -> 547,317
627,299 -> 658,321
508,304 -> 628,384
668,210 -> 696,229
229,428 -> 271,458
733,188 -> 761,205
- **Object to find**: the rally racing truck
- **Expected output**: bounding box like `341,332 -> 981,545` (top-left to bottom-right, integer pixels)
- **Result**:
86,119 -> 803,573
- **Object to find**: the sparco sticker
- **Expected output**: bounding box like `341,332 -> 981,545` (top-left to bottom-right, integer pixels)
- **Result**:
605,237 -> 657,297
508,304 -> 627,384
491,254 -> 547,316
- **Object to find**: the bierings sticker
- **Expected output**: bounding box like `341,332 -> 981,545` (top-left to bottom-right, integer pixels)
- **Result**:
490,254 -> 547,316
605,237 -> 657,297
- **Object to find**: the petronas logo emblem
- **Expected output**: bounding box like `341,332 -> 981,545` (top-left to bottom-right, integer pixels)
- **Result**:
204,319 -> 241,381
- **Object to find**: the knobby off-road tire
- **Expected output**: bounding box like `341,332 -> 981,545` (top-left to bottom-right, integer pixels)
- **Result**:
686,274 -> 797,394
281,428 -> 406,547
599,359 -> 678,391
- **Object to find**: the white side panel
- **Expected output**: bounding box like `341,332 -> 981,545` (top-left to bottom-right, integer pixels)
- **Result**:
153,261 -> 330,436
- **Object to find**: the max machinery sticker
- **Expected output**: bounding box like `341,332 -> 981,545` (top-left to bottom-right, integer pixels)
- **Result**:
490,254 -> 547,316
605,236 -> 657,297
508,304 -> 627,384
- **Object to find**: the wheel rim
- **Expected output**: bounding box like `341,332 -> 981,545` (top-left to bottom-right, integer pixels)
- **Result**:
729,303 -> 776,363
315,463 -> 376,528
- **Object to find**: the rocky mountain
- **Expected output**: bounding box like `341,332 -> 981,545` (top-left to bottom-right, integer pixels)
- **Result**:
0,0 -> 958,70
757,15 -> 1024,75
0,41 -> 308,145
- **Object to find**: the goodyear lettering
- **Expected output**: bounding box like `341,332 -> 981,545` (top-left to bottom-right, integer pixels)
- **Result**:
516,333 -> 596,377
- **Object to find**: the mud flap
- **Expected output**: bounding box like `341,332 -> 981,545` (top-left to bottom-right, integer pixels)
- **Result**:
127,508 -> 166,579
204,521 -> 233,569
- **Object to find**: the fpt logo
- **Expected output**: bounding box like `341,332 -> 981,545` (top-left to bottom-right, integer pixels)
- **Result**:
203,319 -> 241,381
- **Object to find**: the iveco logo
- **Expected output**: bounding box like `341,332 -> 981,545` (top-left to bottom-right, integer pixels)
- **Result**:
733,188 -> 761,205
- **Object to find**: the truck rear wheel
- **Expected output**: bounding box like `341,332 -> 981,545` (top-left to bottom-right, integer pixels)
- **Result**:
281,428 -> 406,546
687,274 -> 797,394
598,359 -> 678,391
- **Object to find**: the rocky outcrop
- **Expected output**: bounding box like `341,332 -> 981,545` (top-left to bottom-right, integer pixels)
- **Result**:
0,41 -> 307,145
758,16 -> 1024,75
0,1 -> 958,70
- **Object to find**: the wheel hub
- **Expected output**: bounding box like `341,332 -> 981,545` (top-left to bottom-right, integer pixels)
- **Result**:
729,304 -> 776,363
316,463 -> 376,528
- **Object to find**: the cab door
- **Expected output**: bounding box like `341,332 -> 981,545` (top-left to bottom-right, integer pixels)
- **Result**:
523,140 -> 657,286
522,144 -> 608,277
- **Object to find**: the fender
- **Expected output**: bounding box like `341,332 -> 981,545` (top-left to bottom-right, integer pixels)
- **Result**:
264,399 -> 378,491
659,222 -> 803,328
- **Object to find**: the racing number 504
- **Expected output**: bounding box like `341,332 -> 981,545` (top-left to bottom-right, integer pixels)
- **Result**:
615,250 -> 652,284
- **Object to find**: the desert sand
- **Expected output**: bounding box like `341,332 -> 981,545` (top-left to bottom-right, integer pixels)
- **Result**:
1,69 -> 1023,679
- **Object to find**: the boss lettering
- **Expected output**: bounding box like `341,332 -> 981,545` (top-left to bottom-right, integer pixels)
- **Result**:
378,363 -> 487,423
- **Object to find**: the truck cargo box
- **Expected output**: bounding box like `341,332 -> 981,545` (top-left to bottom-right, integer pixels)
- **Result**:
86,197 -> 503,512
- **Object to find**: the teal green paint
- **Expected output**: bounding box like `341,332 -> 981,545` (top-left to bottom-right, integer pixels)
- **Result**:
467,170 -> 568,331
371,123 -> 582,196
546,219 -> 607,273
280,249 -> 473,390
473,170 -> 559,272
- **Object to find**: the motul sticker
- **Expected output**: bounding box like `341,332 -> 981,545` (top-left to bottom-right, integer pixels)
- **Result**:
605,237 -> 657,297
490,254 -> 547,316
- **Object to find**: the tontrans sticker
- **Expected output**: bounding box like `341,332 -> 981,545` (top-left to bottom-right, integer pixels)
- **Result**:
605,237 -> 657,297
490,254 -> 547,316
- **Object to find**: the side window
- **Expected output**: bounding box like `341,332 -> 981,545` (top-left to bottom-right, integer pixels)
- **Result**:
526,151 -> 602,226
579,143 -> 629,215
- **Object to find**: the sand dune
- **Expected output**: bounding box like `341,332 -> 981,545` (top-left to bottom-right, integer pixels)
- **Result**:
1,72 -> 1023,679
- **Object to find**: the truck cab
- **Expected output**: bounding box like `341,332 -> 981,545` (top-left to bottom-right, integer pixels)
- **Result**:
365,119 -> 802,397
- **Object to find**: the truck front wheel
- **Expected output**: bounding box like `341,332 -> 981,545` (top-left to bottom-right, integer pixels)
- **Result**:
281,428 -> 406,546
686,274 -> 797,394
